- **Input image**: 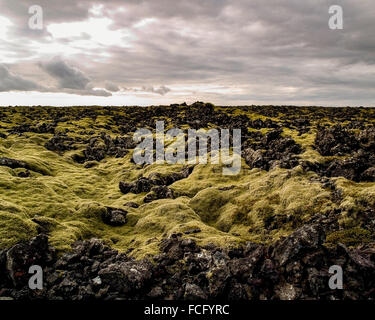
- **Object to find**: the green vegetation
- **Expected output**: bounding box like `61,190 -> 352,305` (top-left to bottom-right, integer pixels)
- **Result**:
0,105 -> 374,258
326,227 -> 372,247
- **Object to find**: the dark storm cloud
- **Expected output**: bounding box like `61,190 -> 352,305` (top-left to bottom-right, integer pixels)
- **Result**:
40,58 -> 90,90
0,61 -> 111,97
0,65 -> 42,92
39,58 -> 111,96
0,0 -> 374,105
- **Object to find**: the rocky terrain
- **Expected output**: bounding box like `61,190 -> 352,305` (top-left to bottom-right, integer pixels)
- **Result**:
1,230 -> 375,300
1,102 -> 375,300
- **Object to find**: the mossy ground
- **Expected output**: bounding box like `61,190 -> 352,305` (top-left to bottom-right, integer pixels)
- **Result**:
0,105 -> 374,258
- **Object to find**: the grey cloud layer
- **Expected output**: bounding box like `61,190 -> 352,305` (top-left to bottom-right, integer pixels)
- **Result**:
0,65 -> 42,92
0,61 -> 111,97
40,59 -> 91,90
0,0 -> 374,105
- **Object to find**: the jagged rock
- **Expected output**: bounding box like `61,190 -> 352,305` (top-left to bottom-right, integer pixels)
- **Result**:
99,260 -> 153,293
120,167 -> 193,197
147,286 -> 164,299
0,157 -> 28,169
360,167 -> 375,182
315,125 -> 359,156
144,186 -> 174,203
272,224 -> 325,266
101,207 -> 128,226
45,133 -> 76,152
82,133 -> 134,162
5,234 -> 55,287
184,228 -> 201,235
243,129 -> 302,171
243,148 -> 265,168
1,233 -> 375,300
275,283 -> 302,300
9,123 -> 55,135
124,202 -> 139,208
184,283 -> 207,300
17,170 -> 30,178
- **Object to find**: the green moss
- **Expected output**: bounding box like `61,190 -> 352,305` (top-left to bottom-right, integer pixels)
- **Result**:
1,105 -> 374,258
325,227 -> 372,247
0,211 -> 38,249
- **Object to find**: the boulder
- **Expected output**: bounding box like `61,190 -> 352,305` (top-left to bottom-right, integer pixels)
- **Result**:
101,207 -> 128,226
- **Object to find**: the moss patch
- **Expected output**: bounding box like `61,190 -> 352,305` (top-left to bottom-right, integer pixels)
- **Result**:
1,105 -> 375,257
326,227 -> 372,247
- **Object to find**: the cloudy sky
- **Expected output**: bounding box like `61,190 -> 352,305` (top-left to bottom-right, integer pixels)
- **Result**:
0,0 -> 374,106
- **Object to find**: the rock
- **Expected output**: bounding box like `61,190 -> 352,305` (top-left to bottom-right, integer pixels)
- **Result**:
9,123 -> 55,135
184,228 -> 201,235
184,283 -> 207,300
361,167 -> 375,182
17,170 -> 30,178
227,282 -> 249,300
144,186 -> 174,203
99,260 -> 153,293
315,125 -> 359,156
120,167 -> 193,198
5,234 -> 54,287
0,157 -> 28,170
243,129 -> 302,171
92,276 -> 102,286
1,229 -> 375,301
243,148 -> 265,169
147,286 -> 164,299
82,133 -> 134,162
119,181 -> 133,194
260,259 -> 279,283
272,224 -> 325,266
124,202 -> 139,208
311,125 -> 375,182
229,258 -> 258,282
347,249 -> 375,270
306,267 -> 328,296
275,283 -> 302,300
101,207 -> 128,226
45,133 -> 76,152
159,237 -> 184,261
119,177 -> 153,195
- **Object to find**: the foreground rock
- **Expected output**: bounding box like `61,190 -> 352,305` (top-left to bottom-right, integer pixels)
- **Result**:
119,166 -> 193,202
312,125 -> 375,182
243,129 -> 302,171
0,157 -> 29,170
1,226 -> 375,300
101,207 -> 128,226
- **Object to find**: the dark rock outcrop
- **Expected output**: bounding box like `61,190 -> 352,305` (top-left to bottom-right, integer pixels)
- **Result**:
45,133 -> 76,152
2,227 -> 375,300
119,167 -> 193,201
243,129 -> 302,170
82,133 -> 135,162
101,207 -> 128,226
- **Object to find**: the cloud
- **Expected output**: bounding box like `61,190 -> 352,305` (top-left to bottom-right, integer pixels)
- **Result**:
40,58 -> 90,90
0,60 -> 112,98
0,65 -> 42,92
105,81 -> 120,92
142,85 -> 171,95
0,0 -> 375,105
38,58 -> 111,97
78,88 -> 112,97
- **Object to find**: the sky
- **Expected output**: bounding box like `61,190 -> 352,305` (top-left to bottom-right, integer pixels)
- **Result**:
0,0 -> 374,107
